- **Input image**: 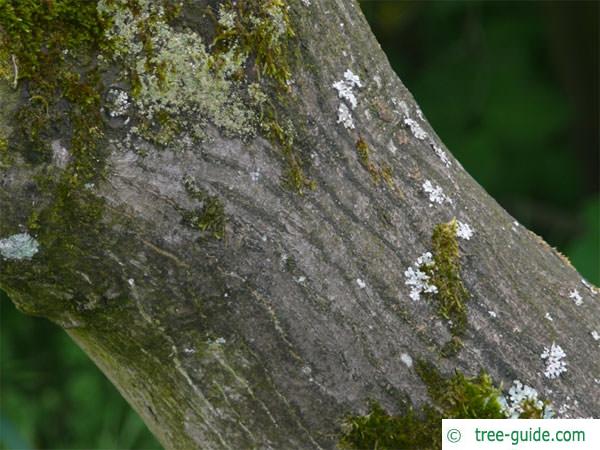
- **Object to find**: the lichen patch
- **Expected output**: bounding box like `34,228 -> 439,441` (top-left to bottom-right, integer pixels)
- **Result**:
400,353 -> 413,368
333,69 -> 362,130
456,220 -> 474,240
404,252 -> 438,301
422,180 -> 452,206
0,233 -> 40,260
403,112 -> 452,167
499,380 -> 554,419
568,289 -> 583,306
97,0 -> 255,147
541,343 -> 567,379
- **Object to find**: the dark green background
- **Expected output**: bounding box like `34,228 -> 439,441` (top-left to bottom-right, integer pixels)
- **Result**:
1,1 -> 598,449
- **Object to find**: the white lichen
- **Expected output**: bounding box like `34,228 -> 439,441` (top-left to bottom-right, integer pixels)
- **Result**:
391,98 -> 409,116
250,170 -> 261,182
336,103 -> 354,129
106,87 -> 130,118
400,353 -> 413,368
333,70 -> 361,109
422,180 -> 452,205
568,289 -> 583,306
343,69 -> 362,90
541,343 -> 567,379
432,143 -> 452,167
500,380 -> 553,419
332,69 -> 362,129
403,113 -> 452,167
403,117 -> 428,140
404,252 -> 437,301
0,233 -> 39,260
373,75 -> 382,89
456,220 -> 474,240
411,106 -> 423,121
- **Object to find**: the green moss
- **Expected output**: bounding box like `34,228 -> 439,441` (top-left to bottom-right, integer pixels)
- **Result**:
517,399 -> 550,419
430,220 -> 469,330
340,401 -> 440,450
420,219 -> 470,356
264,117 -> 315,194
211,0 -> 318,194
0,130 -> 8,168
355,137 -> 397,191
0,0 -> 119,323
415,361 -> 505,419
356,137 -> 375,179
340,362 -> 508,450
212,0 -> 295,91
181,177 -> 226,240
440,336 -> 464,358
0,80 -> 18,167
0,1 -> 110,199
0,0 -> 109,163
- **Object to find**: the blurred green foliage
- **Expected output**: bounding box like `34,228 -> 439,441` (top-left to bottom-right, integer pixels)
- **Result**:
1,1 -> 598,449
0,291 -> 161,450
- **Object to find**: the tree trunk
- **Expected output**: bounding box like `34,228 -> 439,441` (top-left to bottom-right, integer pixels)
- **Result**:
1,1 -> 598,449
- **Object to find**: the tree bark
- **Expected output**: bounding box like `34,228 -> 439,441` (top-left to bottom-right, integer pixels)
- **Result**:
1,1 -> 598,449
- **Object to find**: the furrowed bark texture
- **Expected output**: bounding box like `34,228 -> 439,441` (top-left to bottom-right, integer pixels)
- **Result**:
1,1 -> 598,449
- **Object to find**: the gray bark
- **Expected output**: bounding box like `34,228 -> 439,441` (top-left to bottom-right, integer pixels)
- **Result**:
1,1 -> 598,449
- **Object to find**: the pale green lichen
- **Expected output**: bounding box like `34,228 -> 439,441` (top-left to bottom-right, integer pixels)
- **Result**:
96,0 -> 309,194
97,0 -> 255,146
0,233 -> 39,260
217,3 -> 236,30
